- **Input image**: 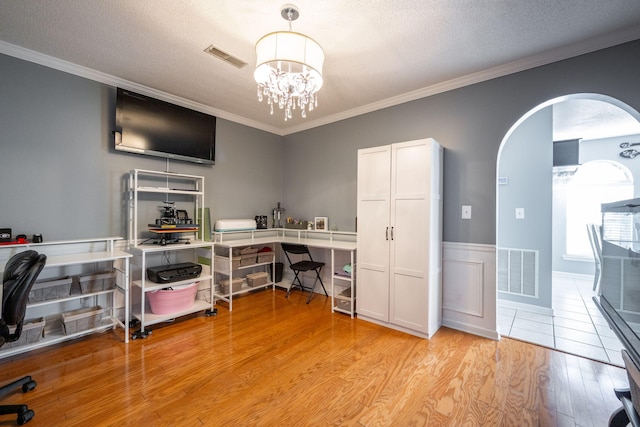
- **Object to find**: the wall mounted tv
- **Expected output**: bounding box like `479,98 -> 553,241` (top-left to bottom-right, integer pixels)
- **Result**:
115,88 -> 216,165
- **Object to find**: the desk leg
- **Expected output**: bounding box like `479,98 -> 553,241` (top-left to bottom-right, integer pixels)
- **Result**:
228,246 -> 233,311
124,258 -> 130,343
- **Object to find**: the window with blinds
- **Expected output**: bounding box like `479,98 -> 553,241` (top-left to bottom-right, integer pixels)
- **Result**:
601,212 -> 634,243
561,160 -> 633,258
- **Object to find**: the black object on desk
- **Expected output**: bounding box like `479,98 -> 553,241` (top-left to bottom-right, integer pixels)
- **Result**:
255,215 -> 268,229
147,262 -> 202,284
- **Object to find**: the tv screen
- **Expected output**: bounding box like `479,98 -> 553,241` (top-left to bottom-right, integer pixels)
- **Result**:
553,139 -> 580,167
115,88 -> 215,165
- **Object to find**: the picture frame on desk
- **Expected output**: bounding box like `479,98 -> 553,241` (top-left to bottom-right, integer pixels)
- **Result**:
314,217 -> 328,231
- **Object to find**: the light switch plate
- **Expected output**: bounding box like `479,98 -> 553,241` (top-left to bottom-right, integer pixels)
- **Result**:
515,208 -> 525,219
462,205 -> 472,219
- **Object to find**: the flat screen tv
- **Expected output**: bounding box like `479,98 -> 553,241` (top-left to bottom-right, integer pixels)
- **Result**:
115,88 -> 216,165
553,139 -> 580,167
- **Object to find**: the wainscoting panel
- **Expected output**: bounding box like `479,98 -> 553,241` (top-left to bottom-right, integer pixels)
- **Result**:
442,259 -> 484,317
442,242 -> 498,340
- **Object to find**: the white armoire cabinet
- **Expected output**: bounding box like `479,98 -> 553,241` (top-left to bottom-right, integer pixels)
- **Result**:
356,138 -> 443,338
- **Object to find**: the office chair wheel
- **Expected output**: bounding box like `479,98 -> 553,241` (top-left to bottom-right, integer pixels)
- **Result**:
131,329 -> 151,339
22,379 -> 37,393
17,409 -> 34,425
608,406 -> 631,427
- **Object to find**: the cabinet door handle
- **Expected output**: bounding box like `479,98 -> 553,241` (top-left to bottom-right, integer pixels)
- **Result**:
391,226 -> 394,240
386,227 -> 389,240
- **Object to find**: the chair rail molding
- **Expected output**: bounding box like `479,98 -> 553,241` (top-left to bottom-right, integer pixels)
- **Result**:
442,241 -> 498,340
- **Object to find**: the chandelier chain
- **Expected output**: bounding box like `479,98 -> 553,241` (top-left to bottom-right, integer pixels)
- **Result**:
287,9 -> 293,31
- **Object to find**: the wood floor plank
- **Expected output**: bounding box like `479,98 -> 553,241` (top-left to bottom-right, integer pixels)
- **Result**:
550,350 -> 574,419
0,289 -> 628,426
565,352 -> 601,427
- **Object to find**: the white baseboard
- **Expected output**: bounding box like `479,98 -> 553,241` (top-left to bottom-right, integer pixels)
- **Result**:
497,298 -> 554,316
442,319 -> 500,341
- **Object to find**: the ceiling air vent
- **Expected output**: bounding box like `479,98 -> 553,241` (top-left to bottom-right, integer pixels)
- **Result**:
204,45 -> 247,69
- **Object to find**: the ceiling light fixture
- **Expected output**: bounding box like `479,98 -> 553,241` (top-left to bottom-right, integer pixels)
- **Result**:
254,4 -> 324,121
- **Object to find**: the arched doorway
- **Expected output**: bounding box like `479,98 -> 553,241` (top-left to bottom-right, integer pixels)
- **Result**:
495,93 -> 640,364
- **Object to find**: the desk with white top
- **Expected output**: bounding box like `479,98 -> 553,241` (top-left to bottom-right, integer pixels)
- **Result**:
213,229 -> 357,317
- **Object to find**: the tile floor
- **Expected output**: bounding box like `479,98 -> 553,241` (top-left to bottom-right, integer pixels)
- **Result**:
498,274 -> 624,367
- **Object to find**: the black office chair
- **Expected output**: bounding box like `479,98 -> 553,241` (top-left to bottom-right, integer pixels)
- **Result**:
0,250 -> 47,425
610,349 -> 640,427
280,243 -> 327,304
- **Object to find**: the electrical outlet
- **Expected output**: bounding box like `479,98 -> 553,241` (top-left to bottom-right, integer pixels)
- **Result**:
461,205 -> 472,219
515,208 -> 525,219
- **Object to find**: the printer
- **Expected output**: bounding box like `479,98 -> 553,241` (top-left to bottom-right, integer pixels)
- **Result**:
146,262 -> 202,284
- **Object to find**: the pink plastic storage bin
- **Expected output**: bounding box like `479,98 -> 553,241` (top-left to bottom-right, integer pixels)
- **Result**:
147,282 -> 198,315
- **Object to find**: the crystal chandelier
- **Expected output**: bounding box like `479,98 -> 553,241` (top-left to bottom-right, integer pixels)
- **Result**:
254,5 -> 324,121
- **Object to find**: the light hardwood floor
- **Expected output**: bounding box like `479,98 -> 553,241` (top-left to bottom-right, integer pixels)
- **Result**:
0,288 -> 630,426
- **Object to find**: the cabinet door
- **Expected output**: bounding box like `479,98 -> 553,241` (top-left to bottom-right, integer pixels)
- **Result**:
356,145 -> 391,322
389,140 -> 431,333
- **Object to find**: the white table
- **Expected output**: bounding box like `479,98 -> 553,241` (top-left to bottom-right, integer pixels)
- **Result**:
213,229 -> 357,316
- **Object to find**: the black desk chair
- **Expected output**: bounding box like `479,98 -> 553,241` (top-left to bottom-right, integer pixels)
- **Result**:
0,250 -> 47,425
280,243 -> 327,304
610,349 -> 640,427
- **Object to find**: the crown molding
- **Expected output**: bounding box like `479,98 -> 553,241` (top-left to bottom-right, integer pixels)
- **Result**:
3,25 -> 640,138
0,40 -> 283,136
281,26 -> 640,135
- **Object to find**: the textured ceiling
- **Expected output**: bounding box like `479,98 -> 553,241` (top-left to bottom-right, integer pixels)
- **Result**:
553,99 -> 640,141
1,0 -> 640,136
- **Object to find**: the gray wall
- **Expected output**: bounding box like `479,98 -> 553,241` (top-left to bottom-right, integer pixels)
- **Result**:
283,39 -> 640,246
498,107 -> 553,307
0,53 -> 283,241
2,39 -> 640,248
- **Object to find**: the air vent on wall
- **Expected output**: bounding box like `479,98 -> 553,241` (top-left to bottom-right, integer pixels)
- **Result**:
204,45 -> 247,69
498,247 -> 538,298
